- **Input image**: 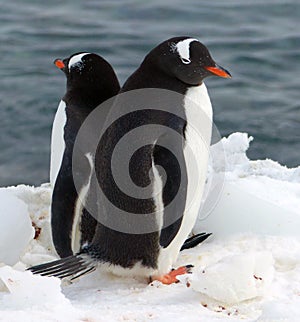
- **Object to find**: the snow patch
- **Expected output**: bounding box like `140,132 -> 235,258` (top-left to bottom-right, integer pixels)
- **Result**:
0,189 -> 34,266
0,132 -> 300,321
0,266 -> 69,309
189,252 -> 274,304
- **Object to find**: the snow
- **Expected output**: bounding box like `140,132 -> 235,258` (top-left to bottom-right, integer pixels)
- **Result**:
197,132 -> 300,237
189,251 -> 275,304
0,132 -> 300,321
0,189 -> 34,266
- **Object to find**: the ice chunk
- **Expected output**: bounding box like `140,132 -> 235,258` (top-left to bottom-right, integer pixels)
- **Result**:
190,251 -> 274,304
0,189 -> 34,265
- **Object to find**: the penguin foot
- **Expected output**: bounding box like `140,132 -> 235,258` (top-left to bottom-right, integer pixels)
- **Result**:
150,265 -> 193,285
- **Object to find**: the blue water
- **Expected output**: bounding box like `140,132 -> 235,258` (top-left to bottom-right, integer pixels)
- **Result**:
0,0 -> 299,186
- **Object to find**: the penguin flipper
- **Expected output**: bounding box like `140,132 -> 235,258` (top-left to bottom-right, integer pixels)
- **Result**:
153,136 -> 188,248
28,254 -> 96,280
52,151 -> 96,257
51,173 -> 78,257
180,232 -> 212,251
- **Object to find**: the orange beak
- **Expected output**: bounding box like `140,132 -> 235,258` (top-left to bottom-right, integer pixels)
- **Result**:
54,59 -> 65,69
205,64 -> 231,78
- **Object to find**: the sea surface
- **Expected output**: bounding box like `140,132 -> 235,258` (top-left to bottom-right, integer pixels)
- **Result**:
0,0 -> 299,186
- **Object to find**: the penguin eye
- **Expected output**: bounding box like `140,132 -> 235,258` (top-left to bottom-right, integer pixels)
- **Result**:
181,57 -> 191,64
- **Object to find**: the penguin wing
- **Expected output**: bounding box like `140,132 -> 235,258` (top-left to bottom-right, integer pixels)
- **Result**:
51,170 -> 78,257
51,151 -> 96,258
153,133 -> 188,248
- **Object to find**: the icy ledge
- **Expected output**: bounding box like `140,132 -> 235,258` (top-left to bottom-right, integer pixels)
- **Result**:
0,132 -> 299,322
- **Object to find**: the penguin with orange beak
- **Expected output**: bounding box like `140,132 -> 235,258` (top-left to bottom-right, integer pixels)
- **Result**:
50,53 -> 120,258
31,37 -> 230,284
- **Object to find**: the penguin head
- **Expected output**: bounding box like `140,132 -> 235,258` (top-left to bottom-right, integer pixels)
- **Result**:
54,52 -> 119,91
54,52 -> 91,77
144,36 -> 231,86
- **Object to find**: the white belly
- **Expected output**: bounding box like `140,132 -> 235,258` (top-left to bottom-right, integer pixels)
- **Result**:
156,83 -> 213,275
50,100 -> 67,187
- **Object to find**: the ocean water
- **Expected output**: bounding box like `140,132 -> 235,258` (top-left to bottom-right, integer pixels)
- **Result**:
0,0 -> 299,186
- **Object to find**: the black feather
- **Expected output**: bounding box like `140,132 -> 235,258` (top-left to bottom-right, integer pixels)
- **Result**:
27,254 -> 96,279
181,232 -> 212,251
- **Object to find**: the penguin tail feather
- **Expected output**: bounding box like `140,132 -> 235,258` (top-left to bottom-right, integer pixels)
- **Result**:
181,232 -> 212,251
27,254 -> 96,280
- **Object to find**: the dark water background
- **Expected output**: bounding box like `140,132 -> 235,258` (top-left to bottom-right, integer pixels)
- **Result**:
0,0 -> 299,186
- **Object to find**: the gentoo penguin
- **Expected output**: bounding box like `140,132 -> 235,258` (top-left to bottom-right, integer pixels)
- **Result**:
30,37 -> 230,284
49,52 -> 120,258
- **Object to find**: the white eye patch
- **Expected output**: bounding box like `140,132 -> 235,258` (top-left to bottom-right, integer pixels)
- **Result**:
68,52 -> 90,70
174,38 -> 199,64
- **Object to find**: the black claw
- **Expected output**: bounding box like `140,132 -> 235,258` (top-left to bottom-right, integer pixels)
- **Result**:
185,264 -> 194,268
185,265 -> 194,274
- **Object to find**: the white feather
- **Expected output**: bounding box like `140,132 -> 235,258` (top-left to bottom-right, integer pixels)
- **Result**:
152,154 -> 164,232
50,100 -> 67,187
68,52 -> 90,70
175,38 -> 199,64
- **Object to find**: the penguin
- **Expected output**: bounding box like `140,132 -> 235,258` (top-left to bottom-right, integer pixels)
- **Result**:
49,52 -> 120,258
29,37 -> 230,284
